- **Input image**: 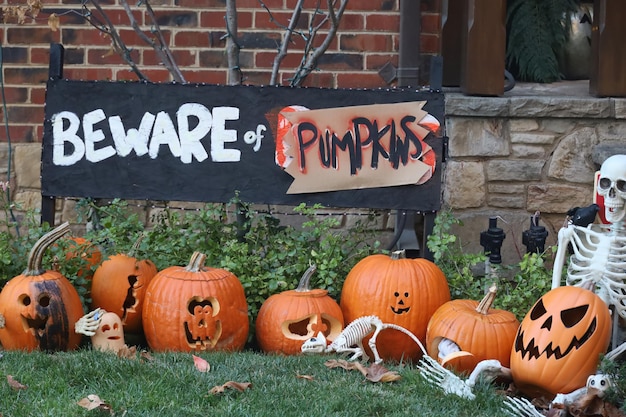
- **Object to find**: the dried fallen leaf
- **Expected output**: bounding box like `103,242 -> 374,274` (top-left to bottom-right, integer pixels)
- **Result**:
117,345 -> 137,359
193,354 -> 210,372
47,13 -> 59,31
365,363 -> 401,383
324,359 -> 401,383
7,375 -> 28,390
140,350 -> 154,362
209,381 -> 252,395
296,374 -> 315,381
324,359 -> 368,377
76,394 -> 112,413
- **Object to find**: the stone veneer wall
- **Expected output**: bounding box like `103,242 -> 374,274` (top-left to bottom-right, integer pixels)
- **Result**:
443,83 -> 626,264
2,82 -> 626,264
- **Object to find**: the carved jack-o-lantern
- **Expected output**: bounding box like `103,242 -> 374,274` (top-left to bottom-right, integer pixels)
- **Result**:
340,250 -> 450,362
91,236 -> 157,334
510,286 -> 612,398
0,223 -> 84,352
91,311 -> 126,353
256,264 -> 344,355
142,252 -> 248,352
426,283 -> 520,374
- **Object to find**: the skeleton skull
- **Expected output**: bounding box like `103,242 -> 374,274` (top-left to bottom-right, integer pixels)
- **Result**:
586,373 -> 612,398
597,154 -> 626,223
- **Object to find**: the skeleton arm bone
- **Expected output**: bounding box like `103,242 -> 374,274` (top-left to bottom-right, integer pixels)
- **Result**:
552,225 -> 575,288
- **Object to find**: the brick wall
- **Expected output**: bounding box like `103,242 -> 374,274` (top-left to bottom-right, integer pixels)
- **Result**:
0,0 -> 442,145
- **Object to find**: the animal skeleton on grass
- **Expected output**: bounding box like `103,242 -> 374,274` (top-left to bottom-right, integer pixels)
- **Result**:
301,315 -> 427,364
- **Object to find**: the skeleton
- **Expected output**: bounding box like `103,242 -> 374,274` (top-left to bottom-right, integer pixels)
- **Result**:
301,315 -> 427,364
418,342 -> 626,417
551,154 -> 626,348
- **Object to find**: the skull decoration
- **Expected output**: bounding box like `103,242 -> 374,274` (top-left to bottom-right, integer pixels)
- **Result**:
597,154 -> 626,224
510,286 -> 612,398
91,311 -> 126,353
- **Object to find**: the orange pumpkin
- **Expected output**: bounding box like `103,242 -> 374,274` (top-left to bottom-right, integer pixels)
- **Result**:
426,283 -> 520,374
63,236 -> 102,280
510,286 -> 611,398
340,250 -> 450,362
256,264 -> 344,355
0,222 -> 84,351
90,235 -> 157,334
142,251 -> 249,352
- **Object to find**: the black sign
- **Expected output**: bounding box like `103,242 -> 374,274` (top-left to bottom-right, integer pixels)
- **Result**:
42,80 -> 444,211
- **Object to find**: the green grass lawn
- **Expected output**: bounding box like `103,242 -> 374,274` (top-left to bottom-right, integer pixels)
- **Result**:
0,348 -> 514,417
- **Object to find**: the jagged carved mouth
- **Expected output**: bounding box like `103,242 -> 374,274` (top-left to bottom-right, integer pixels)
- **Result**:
514,317 -> 597,360
184,320 -> 222,349
21,314 -> 49,337
391,306 -> 410,314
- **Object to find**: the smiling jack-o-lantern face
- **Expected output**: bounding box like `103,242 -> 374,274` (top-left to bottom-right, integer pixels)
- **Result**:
391,291 -> 411,314
340,250 -> 450,362
510,286 -> 611,398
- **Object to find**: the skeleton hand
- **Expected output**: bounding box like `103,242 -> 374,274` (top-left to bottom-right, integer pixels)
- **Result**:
501,396 -> 543,417
417,354 -> 475,400
75,308 -> 104,336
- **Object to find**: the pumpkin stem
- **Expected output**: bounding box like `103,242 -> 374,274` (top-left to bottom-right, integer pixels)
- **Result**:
25,222 -> 71,276
390,250 -> 406,260
185,251 -> 207,272
295,264 -> 317,292
128,233 -> 145,257
475,283 -> 498,315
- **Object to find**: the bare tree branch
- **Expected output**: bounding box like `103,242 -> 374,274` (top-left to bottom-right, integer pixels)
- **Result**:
225,0 -> 242,85
83,0 -> 148,81
120,0 -> 186,83
269,0 -> 304,85
290,0 -> 348,87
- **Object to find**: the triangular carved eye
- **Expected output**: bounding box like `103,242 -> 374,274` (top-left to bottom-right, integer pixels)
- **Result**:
560,304 -> 589,328
530,299 -> 547,320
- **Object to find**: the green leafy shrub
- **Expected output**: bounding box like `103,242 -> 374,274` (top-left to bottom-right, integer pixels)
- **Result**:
78,197 -> 382,340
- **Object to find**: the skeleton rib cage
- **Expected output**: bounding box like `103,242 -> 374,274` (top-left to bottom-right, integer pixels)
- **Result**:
563,223 -> 626,319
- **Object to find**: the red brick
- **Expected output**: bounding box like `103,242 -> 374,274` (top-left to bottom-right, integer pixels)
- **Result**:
254,10 -> 303,30
255,51 -> 304,70
238,0 -> 283,8
87,47 -> 140,66
342,0 -> 398,12
199,50 -> 228,67
336,71 -> 386,88
316,53 -> 363,71
421,13 -> 440,34
338,13 -> 365,31
300,71 -> 335,88
174,0 -> 225,7
31,86 -> 47,104
201,10 -> 252,28
182,69 -> 227,85
63,67 -> 114,81
7,27 -> 55,44
364,13 -> 399,32
0,125 -> 38,143
0,46 -> 28,63
0,87 -> 28,104
175,30 -> 211,48
4,105 -> 44,124
3,67 -> 49,85
420,33 -> 440,54
366,54 -> 398,70
61,28 -> 114,47
340,33 -> 393,52
240,70 -> 273,86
